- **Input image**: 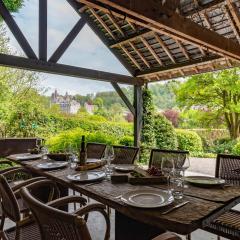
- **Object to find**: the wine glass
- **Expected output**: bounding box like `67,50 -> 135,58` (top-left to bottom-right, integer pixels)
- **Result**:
103,145 -> 115,179
161,157 -> 174,193
181,155 -> 190,188
41,145 -> 49,160
65,143 -> 78,169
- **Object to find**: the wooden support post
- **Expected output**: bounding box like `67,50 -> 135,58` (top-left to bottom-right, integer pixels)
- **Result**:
39,0 -> 47,61
134,85 -> 143,147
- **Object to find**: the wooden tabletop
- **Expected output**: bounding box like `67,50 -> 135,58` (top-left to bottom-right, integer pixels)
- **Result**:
7,156 -> 240,235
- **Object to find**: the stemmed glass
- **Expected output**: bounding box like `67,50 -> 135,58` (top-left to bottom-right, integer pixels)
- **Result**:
65,143 -> 78,169
161,157 -> 174,193
103,145 -> 115,179
181,155 -> 190,188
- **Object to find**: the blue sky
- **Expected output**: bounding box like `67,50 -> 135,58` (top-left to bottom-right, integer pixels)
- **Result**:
4,0 -> 130,95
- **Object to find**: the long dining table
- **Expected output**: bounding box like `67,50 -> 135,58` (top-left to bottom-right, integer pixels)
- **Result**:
7,155 -> 240,240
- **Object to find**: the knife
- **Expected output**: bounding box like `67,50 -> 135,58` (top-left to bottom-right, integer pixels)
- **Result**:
161,201 -> 190,215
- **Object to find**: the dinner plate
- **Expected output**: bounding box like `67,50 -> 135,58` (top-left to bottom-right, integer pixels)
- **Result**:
13,153 -> 42,161
86,158 -> 102,163
121,189 -> 174,208
184,176 -> 225,187
67,171 -> 105,182
114,164 -> 135,172
36,161 -> 68,170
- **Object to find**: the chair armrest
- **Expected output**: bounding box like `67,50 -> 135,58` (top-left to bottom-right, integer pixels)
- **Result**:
74,203 -> 110,240
2,167 -> 31,177
12,177 -> 46,192
0,159 -> 14,166
21,179 -> 61,201
0,166 -> 21,174
152,233 -> 182,240
47,195 -> 87,209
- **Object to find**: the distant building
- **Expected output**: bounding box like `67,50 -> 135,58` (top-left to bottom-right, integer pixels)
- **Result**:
84,102 -> 95,114
51,90 -> 80,114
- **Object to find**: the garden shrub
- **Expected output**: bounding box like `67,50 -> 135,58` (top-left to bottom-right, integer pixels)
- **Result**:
176,129 -> 203,152
46,128 -> 118,153
154,114 -> 178,150
232,140 -> 240,155
119,136 -> 134,146
213,138 -> 237,154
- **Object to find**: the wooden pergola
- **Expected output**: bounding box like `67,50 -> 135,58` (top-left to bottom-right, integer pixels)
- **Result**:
0,0 -> 239,146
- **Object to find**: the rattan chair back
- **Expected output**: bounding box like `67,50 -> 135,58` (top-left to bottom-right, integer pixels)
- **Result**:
86,142 -> 106,159
216,154 -> 240,185
112,146 -> 139,164
20,186 -> 92,240
149,149 -> 189,169
0,175 -> 20,223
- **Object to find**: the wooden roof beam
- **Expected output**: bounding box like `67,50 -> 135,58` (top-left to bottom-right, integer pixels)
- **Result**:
137,55 -> 222,78
107,13 -> 125,37
0,53 -> 143,85
120,44 -> 142,70
226,0 -> 240,32
140,36 -> 163,66
154,33 -> 176,63
175,39 -> 190,60
128,42 -> 151,68
80,0 -> 240,61
89,8 -> 117,40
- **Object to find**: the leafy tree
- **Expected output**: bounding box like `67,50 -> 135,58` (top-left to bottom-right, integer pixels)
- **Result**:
2,0 -> 23,12
140,87 -> 156,163
176,69 -> 240,139
149,81 -> 180,110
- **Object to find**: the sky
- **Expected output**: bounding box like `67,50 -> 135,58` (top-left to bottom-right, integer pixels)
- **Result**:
4,0 -> 130,96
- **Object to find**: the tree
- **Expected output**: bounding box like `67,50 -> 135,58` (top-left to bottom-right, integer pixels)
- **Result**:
140,87 -> 156,162
162,109 -> 179,127
2,0 -> 23,12
176,68 -> 240,139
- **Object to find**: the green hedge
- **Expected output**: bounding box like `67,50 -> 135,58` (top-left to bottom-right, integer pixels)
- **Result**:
46,127 -> 133,153
154,114 -> 178,150
176,129 -> 203,152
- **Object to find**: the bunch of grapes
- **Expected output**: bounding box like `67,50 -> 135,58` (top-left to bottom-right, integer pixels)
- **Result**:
147,166 -> 163,176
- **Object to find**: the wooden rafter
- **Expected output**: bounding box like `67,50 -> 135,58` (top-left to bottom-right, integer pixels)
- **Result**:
120,44 -> 142,70
128,42 -> 151,68
140,36 -> 163,66
175,39 -> 190,60
137,55 -> 222,78
89,8 -> 117,40
107,13 -> 125,37
223,5 -> 240,44
78,0 -> 240,61
154,33 -> 176,63
226,0 -> 240,32
202,12 -> 213,31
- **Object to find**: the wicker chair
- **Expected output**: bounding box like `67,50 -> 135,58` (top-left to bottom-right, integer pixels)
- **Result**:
0,159 -> 19,174
112,145 -> 139,164
86,142 -> 106,159
152,233 -> 182,240
203,154 -> 240,240
20,179 -> 110,240
149,149 -> 189,169
0,174 -> 48,240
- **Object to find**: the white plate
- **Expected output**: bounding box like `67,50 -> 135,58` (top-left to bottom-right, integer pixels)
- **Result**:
13,153 -> 42,161
185,176 -> 225,187
114,164 -> 135,172
86,158 -> 102,163
67,171 -> 105,182
121,189 -> 174,208
37,161 -> 68,170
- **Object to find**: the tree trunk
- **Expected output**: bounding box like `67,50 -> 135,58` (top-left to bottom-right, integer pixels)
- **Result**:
225,113 -> 240,139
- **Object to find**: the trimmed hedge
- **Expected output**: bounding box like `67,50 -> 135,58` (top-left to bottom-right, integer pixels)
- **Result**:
154,114 -> 178,150
46,127 -> 133,153
176,129 -> 203,152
